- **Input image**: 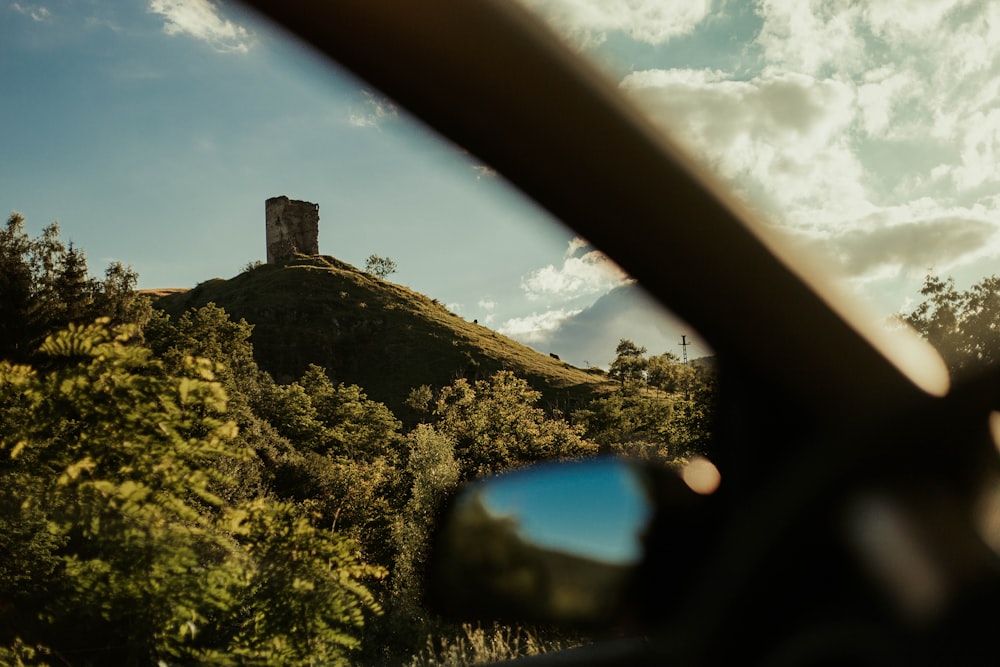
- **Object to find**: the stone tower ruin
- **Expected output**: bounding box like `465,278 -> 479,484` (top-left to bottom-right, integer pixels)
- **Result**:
265,196 -> 319,264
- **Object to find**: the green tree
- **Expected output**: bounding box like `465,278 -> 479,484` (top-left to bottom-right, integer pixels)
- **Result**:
574,346 -> 717,461
608,338 -> 648,390
0,320 -> 385,664
431,371 -> 597,477
0,213 -> 150,362
902,274 -> 1000,375
93,260 -> 151,329
256,364 -> 405,592
365,254 -> 398,279
0,213 -> 33,359
227,499 -> 386,666
0,320 -> 245,662
262,380 -> 327,449
145,304 -> 274,502
572,392 -> 676,460
404,383 -> 434,416
147,303 -> 258,386
260,364 -> 403,462
145,303 -> 268,432
646,351 -> 695,395
271,451 -> 400,561
300,364 -> 403,462
389,425 -> 461,647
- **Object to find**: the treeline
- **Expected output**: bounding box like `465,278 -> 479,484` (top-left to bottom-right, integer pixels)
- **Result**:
0,214 -> 714,665
901,274 -> 1000,376
0,213 -> 149,362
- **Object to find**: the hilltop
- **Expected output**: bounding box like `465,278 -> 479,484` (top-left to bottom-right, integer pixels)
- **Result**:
153,256 -> 613,414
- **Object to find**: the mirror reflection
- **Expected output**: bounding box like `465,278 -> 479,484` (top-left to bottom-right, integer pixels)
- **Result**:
478,459 -> 652,564
431,457 -> 655,625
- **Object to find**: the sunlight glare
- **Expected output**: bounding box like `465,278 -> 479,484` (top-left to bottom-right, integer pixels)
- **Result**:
988,412 -> 1000,452
847,494 -> 946,620
682,456 -> 721,495
974,412 -> 1000,555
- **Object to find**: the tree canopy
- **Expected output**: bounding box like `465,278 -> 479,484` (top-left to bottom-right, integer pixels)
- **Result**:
0,320 -> 383,665
0,221 -> 723,664
0,213 -> 149,362
608,338 -> 648,389
428,370 -> 598,478
365,254 -> 397,279
901,274 -> 1000,375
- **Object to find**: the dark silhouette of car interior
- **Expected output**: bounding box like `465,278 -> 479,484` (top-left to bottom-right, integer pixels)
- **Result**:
241,2 -> 1000,665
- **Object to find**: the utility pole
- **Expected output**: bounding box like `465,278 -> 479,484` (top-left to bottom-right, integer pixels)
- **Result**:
679,335 -> 690,365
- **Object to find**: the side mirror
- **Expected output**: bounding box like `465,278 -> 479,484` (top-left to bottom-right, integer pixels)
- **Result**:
427,456 -> 719,629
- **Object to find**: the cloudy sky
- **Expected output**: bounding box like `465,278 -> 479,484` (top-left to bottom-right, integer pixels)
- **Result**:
530,0 -> 1000,309
4,1 -> 997,368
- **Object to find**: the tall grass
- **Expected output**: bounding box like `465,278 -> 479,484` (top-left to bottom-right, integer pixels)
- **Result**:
406,624 -> 578,666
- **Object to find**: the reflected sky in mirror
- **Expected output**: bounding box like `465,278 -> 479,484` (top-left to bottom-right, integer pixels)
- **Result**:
478,459 -> 653,564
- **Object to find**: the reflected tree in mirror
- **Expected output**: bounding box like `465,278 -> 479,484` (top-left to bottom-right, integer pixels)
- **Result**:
429,458 -> 655,626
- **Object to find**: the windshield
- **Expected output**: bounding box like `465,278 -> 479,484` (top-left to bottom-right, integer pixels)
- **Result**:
0,0 -> 708,366
0,2 -> 715,664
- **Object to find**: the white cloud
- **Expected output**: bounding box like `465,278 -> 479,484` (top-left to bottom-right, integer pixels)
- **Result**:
148,0 -> 252,53
857,67 -> 916,138
754,0 -> 866,77
751,0 -> 1000,196
542,284 -> 711,368
823,216 -> 996,277
85,15 -> 123,32
477,299 -> 497,324
941,108 -> 1000,191
863,0 -> 973,42
519,0 -> 712,47
471,165 -> 497,180
348,90 -> 399,129
11,2 -> 50,21
565,236 -> 589,257
521,239 -> 630,300
498,308 -> 582,343
621,68 -> 866,224
521,0 -> 1000,311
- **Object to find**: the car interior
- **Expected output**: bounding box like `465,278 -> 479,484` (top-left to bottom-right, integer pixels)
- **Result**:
238,2 -> 1000,665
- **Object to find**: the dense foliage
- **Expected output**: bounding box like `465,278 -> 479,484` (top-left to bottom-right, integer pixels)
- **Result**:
0,321 -> 383,665
0,213 -> 149,362
154,254 -> 610,417
608,338 -> 647,387
0,218 -> 719,665
902,274 -> 1000,375
578,339 -> 717,460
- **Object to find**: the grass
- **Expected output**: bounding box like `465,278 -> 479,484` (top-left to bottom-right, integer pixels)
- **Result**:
154,255 -> 614,414
405,624 -> 577,666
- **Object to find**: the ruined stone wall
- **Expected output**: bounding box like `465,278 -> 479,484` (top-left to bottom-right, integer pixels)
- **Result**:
265,196 -> 319,264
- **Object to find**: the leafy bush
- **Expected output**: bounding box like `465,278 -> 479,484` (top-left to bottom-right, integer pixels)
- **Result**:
365,254 -> 398,279
226,499 -> 386,665
0,213 -> 149,362
430,371 -> 598,478
0,321 -> 384,664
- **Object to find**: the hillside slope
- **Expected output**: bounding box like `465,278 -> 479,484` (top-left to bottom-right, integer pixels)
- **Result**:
154,256 -> 612,413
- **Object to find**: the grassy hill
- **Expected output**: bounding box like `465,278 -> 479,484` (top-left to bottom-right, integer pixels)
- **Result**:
153,256 -> 613,414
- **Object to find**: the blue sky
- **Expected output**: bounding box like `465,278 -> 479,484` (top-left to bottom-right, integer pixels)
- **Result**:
4,0 -> 999,369
479,458 -> 653,564
1,0 -> 694,367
